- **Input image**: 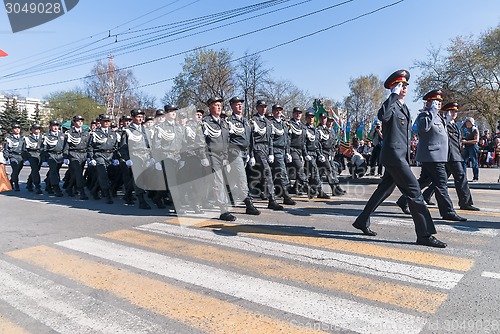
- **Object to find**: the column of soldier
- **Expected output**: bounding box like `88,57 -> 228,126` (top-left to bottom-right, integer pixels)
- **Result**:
2,96 -> 346,222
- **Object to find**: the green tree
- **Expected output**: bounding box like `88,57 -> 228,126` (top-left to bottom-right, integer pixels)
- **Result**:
19,106 -> 30,129
32,103 -> 42,124
45,90 -> 104,124
414,25 -> 500,130
0,97 -> 22,142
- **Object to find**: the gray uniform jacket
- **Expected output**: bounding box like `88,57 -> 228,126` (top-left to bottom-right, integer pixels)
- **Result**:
415,108 -> 448,163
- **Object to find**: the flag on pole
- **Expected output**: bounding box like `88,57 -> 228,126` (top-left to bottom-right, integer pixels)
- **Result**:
356,119 -> 365,140
339,141 -> 352,157
345,121 -> 351,142
0,49 -> 8,57
367,119 -> 377,140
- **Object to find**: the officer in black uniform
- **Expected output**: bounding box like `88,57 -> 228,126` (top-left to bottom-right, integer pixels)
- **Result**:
151,104 -> 184,211
22,123 -> 44,194
41,120 -> 65,197
202,97 -> 237,221
119,109 -> 154,209
250,100 -> 283,210
3,123 -> 24,191
287,107 -> 310,196
396,90 -> 466,221
317,113 -> 346,196
269,104 -> 296,205
304,111 -> 330,199
421,102 -> 479,211
88,114 -> 119,204
352,69 -> 446,248
63,115 -> 91,200
226,96 -> 261,214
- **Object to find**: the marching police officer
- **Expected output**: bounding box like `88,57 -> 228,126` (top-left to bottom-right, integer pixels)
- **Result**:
304,111 -> 330,199
88,114 -> 119,204
3,123 -> 24,191
250,100 -> 283,210
353,69 -> 446,248
287,107 -> 310,196
41,120 -> 65,196
226,96 -> 261,214
421,102 -> 480,211
22,123 -> 44,194
202,97 -> 237,221
63,115 -> 91,200
269,104 -> 296,205
317,113 -> 346,196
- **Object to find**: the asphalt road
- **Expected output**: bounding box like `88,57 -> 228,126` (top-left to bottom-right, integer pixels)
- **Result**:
0,166 -> 499,333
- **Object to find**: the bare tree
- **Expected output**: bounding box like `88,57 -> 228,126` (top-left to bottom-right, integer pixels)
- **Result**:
84,56 -> 139,120
236,51 -> 272,118
258,78 -> 311,118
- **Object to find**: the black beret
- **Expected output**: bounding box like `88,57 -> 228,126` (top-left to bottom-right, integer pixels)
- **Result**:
383,69 -> 410,89
130,109 -> 145,116
196,109 -> 205,115
207,97 -> 223,106
11,123 -> 21,128
229,96 -> 244,104
99,114 -> 111,121
305,111 -> 315,117
145,115 -> 155,122
155,109 -> 165,116
292,107 -> 303,113
121,115 -> 133,121
272,104 -> 283,111
49,120 -> 60,126
31,123 -> 41,129
73,115 -> 84,121
256,100 -> 267,107
422,89 -> 443,101
442,102 -> 459,111
164,104 -> 179,111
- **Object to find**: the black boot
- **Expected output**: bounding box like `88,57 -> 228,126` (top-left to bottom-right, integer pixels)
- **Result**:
53,185 -> 63,197
268,199 -> 284,211
332,184 -> 346,196
79,188 -> 89,200
152,193 -> 166,209
137,194 -> 151,210
244,197 -> 261,215
282,190 -> 296,205
104,189 -> 114,204
90,188 -> 101,200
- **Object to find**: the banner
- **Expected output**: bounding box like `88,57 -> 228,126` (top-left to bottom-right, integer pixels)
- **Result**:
356,120 -> 364,140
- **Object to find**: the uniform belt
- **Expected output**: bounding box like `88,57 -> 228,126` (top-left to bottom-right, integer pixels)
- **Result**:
97,150 -> 113,153
27,149 -> 40,152
50,151 -> 63,154
69,149 -> 87,153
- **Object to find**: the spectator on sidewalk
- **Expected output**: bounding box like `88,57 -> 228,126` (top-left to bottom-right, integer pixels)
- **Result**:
461,117 -> 479,181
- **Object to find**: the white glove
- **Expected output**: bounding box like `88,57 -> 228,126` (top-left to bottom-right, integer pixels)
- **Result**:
200,158 -> 210,167
222,159 -> 229,166
268,155 -> 274,164
285,153 -> 292,163
226,164 -> 231,173
63,159 -> 70,165
145,158 -> 155,168
305,155 -> 312,161
245,155 -> 250,164
112,159 -> 119,166
155,162 -> 163,170
248,157 -> 256,167
88,159 -> 97,166
318,155 -> 326,162
5,159 -> 9,165
41,161 -> 49,167
391,82 -> 403,95
179,160 -> 185,169
125,159 -> 133,167
24,160 -> 30,166
329,155 -> 333,161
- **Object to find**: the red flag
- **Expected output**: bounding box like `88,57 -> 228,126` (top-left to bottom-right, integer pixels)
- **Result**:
0,49 -> 8,57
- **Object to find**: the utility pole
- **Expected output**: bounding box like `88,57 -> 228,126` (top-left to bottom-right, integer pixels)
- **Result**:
106,55 -> 116,120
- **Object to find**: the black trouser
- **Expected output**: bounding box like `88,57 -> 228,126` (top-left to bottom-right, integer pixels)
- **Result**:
8,155 -> 23,186
68,159 -> 86,189
305,151 -> 321,192
271,147 -> 290,198
207,152 -> 230,213
370,144 -> 383,175
354,163 -> 437,238
252,143 -> 275,200
178,155 -> 209,208
47,154 -> 63,189
422,161 -> 473,208
95,155 -> 113,192
287,147 -> 308,188
398,162 -> 455,217
317,153 -> 339,186
27,156 -> 41,188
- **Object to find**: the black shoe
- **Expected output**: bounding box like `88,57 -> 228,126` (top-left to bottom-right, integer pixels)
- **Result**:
352,223 -> 377,236
396,200 -> 411,215
153,198 -> 166,209
138,201 -> 151,210
283,197 -> 296,205
460,204 -> 480,211
35,188 -> 43,194
334,185 -> 346,195
80,193 -> 89,200
45,188 -> 54,194
416,235 -> 447,248
260,193 -> 269,200
54,192 -> 63,197
442,213 -> 467,221
123,196 -> 135,205
220,212 -> 237,221
14,183 -> 20,191
245,206 -> 261,215
27,187 -> 33,192
267,201 -> 284,211
424,198 -> 436,206
91,191 -> 101,200
317,192 -> 330,199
